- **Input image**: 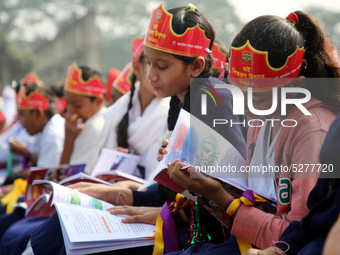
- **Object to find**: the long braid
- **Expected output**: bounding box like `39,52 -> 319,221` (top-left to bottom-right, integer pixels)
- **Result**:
117,73 -> 137,149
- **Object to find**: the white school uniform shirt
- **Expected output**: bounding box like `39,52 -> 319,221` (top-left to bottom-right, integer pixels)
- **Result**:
37,114 -> 65,167
69,107 -> 106,174
248,120 -> 281,200
97,82 -> 170,180
0,122 -> 41,164
1,85 -> 17,126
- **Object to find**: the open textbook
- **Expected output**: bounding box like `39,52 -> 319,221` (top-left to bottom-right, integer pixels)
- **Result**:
153,109 -> 277,209
29,180 -> 155,255
90,148 -> 146,184
25,167 -> 114,217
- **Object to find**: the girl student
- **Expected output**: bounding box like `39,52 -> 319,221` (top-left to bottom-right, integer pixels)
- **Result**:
26,3 -> 248,255
95,35 -> 170,182
166,10 -> 340,254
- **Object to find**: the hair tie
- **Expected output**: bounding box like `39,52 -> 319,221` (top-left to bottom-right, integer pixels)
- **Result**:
187,3 -> 196,12
302,59 -> 307,69
271,241 -> 290,254
286,12 -> 299,26
204,48 -> 212,54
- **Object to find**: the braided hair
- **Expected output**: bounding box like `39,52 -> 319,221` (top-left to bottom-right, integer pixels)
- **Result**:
117,53 -> 144,149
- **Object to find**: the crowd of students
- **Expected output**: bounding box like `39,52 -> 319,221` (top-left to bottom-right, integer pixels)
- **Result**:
0,2 -> 339,255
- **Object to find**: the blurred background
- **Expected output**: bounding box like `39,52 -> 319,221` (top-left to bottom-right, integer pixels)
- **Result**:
0,0 -> 339,87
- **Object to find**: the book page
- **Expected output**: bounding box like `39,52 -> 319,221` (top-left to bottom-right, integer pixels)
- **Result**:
91,149 -> 141,177
96,170 -> 146,184
59,172 -> 116,187
32,180 -> 114,211
55,202 -> 156,244
154,109 -> 248,192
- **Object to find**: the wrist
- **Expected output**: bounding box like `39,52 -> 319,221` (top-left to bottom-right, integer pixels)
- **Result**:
210,187 -> 234,209
25,150 -> 31,159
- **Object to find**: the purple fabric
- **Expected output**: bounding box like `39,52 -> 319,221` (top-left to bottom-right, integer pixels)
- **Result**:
160,201 -> 181,253
242,190 -> 255,204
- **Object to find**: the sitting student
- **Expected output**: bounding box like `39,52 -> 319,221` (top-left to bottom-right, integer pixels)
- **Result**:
165,10 -> 340,255
60,64 -> 106,174
97,36 -> 170,181
0,76 -> 65,252
246,113 -> 340,255
0,121 -> 40,185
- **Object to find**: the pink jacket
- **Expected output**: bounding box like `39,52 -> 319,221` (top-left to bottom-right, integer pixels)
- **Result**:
215,98 -> 337,249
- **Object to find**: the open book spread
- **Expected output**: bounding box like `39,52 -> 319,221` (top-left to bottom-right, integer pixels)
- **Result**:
28,180 -> 155,254
153,109 -> 277,208
90,148 -> 145,184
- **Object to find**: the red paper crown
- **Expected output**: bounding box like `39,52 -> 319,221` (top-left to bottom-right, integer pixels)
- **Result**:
106,68 -> 121,101
144,2 -> 211,57
21,73 -> 42,86
17,86 -> 50,110
132,36 -> 145,61
228,40 -> 306,91
212,43 -> 227,70
0,112 -> 5,123
64,63 -> 105,97
56,97 -> 67,114
113,62 -> 133,94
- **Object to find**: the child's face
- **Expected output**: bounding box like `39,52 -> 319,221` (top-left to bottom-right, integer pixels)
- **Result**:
243,89 -> 282,120
18,109 -> 41,135
134,60 -> 156,98
144,46 -> 192,102
64,91 -> 103,121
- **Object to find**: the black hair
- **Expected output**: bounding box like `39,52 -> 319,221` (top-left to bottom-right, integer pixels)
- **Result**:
23,83 -> 57,119
78,65 -> 103,102
210,39 -> 229,79
117,53 -> 145,149
166,6 -> 216,131
232,11 -> 340,112
50,84 -> 64,98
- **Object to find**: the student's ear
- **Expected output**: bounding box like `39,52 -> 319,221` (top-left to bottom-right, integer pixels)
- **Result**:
190,57 -> 205,78
132,61 -> 141,78
96,95 -> 104,106
36,108 -> 44,117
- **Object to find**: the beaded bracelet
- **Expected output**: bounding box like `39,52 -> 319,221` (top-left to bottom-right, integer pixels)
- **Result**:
271,241 -> 290,254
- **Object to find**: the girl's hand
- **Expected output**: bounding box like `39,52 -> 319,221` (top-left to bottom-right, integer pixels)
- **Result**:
246,247 -> 286,255
168,159 -> 234,209
157,139 -> 169,162
67,182 -> 133,205
64,113 -> 84,140
112,147 -> 129,153
108,206 -> 161,225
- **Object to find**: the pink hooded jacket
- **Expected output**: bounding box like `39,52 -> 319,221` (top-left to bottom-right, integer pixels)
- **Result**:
215,97 -> 337,249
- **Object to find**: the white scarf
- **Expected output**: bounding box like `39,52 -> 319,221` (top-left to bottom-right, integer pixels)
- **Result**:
97,82 -> 170,180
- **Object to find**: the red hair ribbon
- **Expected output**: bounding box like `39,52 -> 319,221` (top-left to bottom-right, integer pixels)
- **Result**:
286,12 -> 299,26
